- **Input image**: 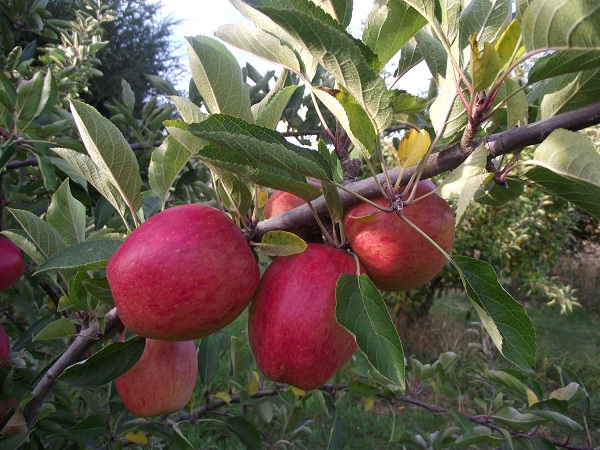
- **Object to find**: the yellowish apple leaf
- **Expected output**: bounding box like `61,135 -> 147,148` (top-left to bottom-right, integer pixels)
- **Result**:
125,431 -> 148,445
364,396 -> 375,411
257,188 -> 269,208
526,388 -> 539,407
470,34 -> 501,92
398,128 -> 431,167
247,379 -> 259,396
214,391 -> 232,404
290,386 -> 306,397
495,18 -> 523,67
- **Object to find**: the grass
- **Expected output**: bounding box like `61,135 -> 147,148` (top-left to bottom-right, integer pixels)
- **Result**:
184,293 -> 600,449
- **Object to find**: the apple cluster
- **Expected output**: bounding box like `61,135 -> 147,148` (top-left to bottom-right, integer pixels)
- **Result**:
107,204 -> 260,416
106,181 -> 454,416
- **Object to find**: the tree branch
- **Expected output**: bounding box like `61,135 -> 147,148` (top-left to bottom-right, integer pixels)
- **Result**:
171,384 -> 592,450
255,101 -> 600,239
23,308 -> 122,427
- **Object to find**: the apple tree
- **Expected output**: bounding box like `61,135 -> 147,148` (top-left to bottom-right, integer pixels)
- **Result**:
1,0 -> 600,448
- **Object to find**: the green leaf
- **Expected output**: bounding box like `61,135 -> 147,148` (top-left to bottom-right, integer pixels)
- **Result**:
362,0 -> 427,71
485,369 -> 528,396
216,22 -> 303,75
189,114 -> 333,181
528,50 -> 600,84
522,0 -> 600,52
459,0 -> 512,55
390,91 -> 428,115
253,231 -> 308,256
414,30 -> 447,82
475,177 -> 525,206
149,136 -> 194,207
230,0 -> 319,79
221,416 -> 261,450
452,256 -> 536,370
312,87 -> 377,159
47,179 -> 86,245
69,100 -> 143,218
242,0 -> 392,130
429,69 -> 468,141
529,129 -> 600,186
144,73 -> 179,96
33,317 -> 77,341
1,230 -> 45,265
395,39 -> 424,81
538,69 -> 600,119
185,35 -> 253,122
213,169 -> 253,216
491,407 -> 547,432
400,0 -> 438,25
34,70 -> 57,120
0,71 -> 16,112
318,150 -> 343,223
469,37 -> 501,92
198,335 -> 221,386
120,79 -> 135,113
59,337 -> 145,387
8,208 -> 67,259
169,95 -> 207,124
0,432 -> 31,450
439,143 -> 491,225
253,84 -> 299,130
314,0 -> 353,27
15,72 -> 44,122
168,123 -> 320,200
35,240 -> 123,275
530,399 -> 583,430
52,147 -> 130,222
336,273 -> 405,388
523,167 -> 600,220
500,77 -> 529,128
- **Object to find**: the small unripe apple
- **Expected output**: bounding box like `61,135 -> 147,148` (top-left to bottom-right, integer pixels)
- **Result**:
115,338 -> 197,417
0,236 -> 25,292
0,326 -> 10,368
107,204 -> 260,340
343,180 -> 455,291
248,244 -> 358,391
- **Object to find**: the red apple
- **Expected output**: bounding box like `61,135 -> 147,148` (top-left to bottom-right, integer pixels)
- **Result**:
107,204 -> 260,340
115,338 -> 197,417
0,326 -> 10,368
263,182 -> 320,219
343,180 -> 455,291
248,243 -> 358,390
0,236 -> 25,292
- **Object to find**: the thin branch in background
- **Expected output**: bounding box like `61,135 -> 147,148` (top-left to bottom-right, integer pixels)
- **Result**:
23,308 -> 122,427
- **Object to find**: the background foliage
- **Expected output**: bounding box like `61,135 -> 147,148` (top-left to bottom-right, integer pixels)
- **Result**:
1,0 -> 600,448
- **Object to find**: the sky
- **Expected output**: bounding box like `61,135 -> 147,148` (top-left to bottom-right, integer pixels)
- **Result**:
159,0 -> 430,94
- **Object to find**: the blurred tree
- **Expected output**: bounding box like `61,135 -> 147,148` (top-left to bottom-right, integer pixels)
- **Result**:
47,0 -> 181,115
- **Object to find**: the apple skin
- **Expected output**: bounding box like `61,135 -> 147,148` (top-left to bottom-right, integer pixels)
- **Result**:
263,182 -> 320,219
248,243 -> 358,391
343,180 -> 455,291
0,237 -> 25,292
115,338 -> 197,417
0,326 -> 10,368
106,204 -> 260,341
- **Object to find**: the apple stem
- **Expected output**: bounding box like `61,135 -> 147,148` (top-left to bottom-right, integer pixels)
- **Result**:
333,182 -> 394,213
307,202 -> 336,247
